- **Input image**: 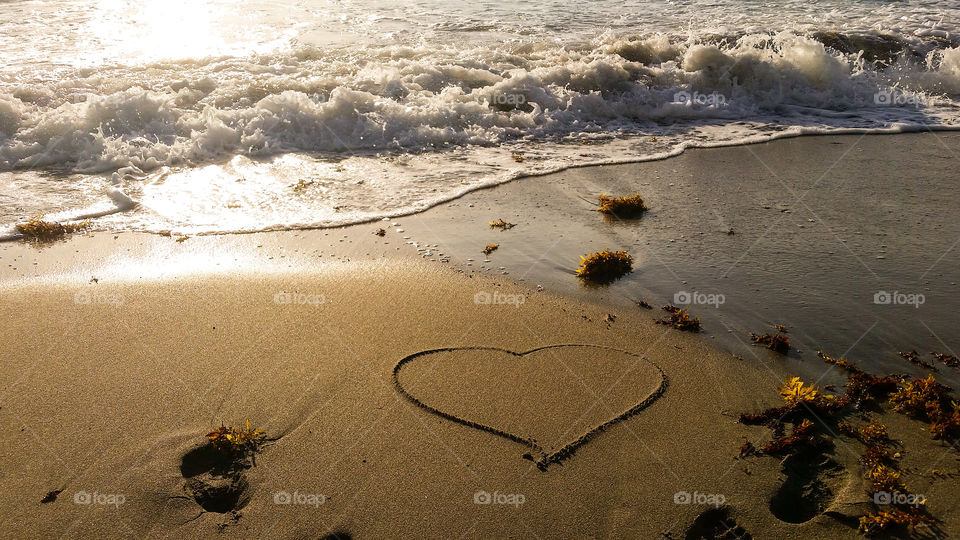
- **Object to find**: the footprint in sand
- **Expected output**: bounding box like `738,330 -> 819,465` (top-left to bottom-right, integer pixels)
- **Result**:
393,344 -> 667,470
685,507 -> 752,540
179,444 -> 253,513
768,448 -> 847,524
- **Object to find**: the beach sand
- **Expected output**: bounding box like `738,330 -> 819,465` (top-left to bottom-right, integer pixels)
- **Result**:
2,133 -> 960,538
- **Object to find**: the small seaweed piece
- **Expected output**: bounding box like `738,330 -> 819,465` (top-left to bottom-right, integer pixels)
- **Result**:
636,300 -> 652,309
374,228 -> 386,236
481,243 -> 499,255
596,193 -> 648,218
846,372 -> 900,404
932,352 -> 959,368
929,400 -> 960,440
840,420 -> 893,447
40,489 -> 63,504
867,464 -> 905,494
207,419 -> 265,458
291,179 -> 316,192
737,441 -> 756,459
859,445 -> 895,470
511,152 -> 525,163
775,324 -> 788,333
818,350 -> 863,373
890,374 -> 950,418
859,422 -> 893,447
760,419 -> 820,454
899,350 -> 937,371
655,305 -> 702,332
15,217 -> 90,242
781,377 -> 835,407
751,332 -> 790,354
575,250 -> 633,283
858,509 -> 934,537
738,404 -> 793,426
489,219 -> 516,230
889,374 -> 960,440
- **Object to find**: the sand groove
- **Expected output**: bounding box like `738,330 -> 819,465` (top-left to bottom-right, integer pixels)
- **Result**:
393,344 -> 668,471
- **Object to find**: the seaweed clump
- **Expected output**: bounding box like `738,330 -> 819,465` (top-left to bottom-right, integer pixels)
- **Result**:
859,510 -> 934,537
817,351 -> 899,407
489,219 -> 516,230
890,374 -> 960,440
760,419 -> 824,454
655,305 -> 701,332
845,419 -> 934,537
932,352 -> 959,368
739,351 -> 945,537
899,350 -> 937,371
15,218 -> 89,242
481,243 -> 499,255
737,378 -> 844,458
575,250 -> 633,283
750,331 -> 791,354
739,377 -> 848,429
596,193 -> 648,218
207,420 -> 266,461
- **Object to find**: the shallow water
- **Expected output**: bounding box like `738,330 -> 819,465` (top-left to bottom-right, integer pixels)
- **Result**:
2,0 -> 960,234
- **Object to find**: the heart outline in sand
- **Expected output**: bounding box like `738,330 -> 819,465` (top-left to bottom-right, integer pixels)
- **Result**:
393,344 -> 668,471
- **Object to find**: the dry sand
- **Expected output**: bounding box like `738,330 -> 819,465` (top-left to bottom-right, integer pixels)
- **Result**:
2,133 -> 960,538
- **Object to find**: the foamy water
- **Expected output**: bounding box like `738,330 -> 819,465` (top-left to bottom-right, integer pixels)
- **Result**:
2,0 -> 960,235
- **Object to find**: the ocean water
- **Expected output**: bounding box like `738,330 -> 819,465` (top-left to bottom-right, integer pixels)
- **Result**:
2,0 -> 960,235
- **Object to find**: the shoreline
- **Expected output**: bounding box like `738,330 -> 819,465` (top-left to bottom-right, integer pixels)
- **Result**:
6,126 -> 960,239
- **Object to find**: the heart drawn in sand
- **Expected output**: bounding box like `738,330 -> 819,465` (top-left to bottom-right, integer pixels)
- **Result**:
393,344 -> 667,470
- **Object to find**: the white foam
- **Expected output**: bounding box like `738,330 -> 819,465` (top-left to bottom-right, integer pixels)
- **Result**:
1,4 -> 960,234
